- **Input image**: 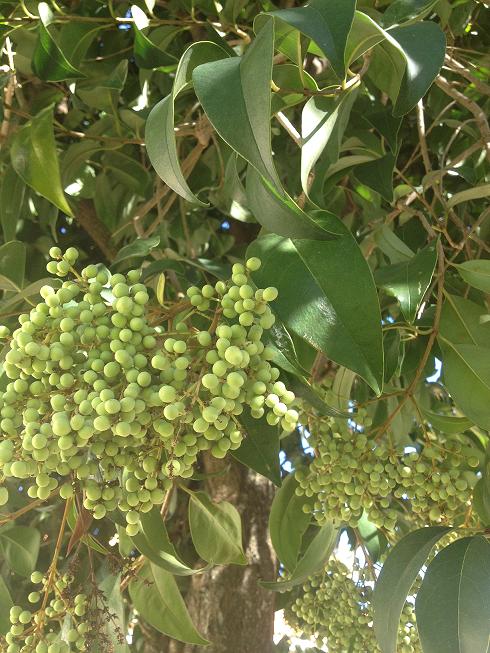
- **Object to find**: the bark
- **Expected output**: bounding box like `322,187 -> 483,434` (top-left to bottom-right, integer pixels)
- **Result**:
168,456 -> 277,653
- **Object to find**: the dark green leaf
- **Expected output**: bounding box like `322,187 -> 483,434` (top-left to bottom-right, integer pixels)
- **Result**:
301,88 -> 358,196
266,0 -> 356,79
112,236 -> 160,265
373,526 -> 450,653
234,407 -> 282,486
132,508 -> 207,575
129,562 -> 208,645
368,22 -> 446,116
355,153 -> 396,202
383,330 -> 401,384
0,526 -> 41,577
439,295 -> 490,346
131,6 -> 178,68
438,340 -> 490,430
0,165 -> 25,242
146,41 -> 229,204
374,225 -> 414,263
269,473 -> 312,572
472,478 -> 490,526
375,243 -> 437,322
416,537 -> 490,653
261,521 -> 337,592
193,19 -> 281,189
0,241 -> 26,290
248,229 -> 384,394
32,2 -> 84,81
0,574 -> 12,635
455,260 -> 490,293
420,409 -> 473,434
188,491 -> 247,565
382,0 -> 440,26
357,513 -> 386,563
11,105 -> 72,215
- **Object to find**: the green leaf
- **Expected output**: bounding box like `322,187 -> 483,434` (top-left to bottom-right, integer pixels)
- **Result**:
375,243 -> 437,322
193,19 -> 281,189
132,508 -> 207,575
261,521 -> 337,592
234,407 -> 282,485
248,229 -> 384,394
382,0 -> 440,27
455,260 -> 490,293
301,88 -> 358,196
98,572 -> 130,653
0,241 -> 26,290
446,183 -> 490,209
266,0 -> 356,79
420,409 -> 473,434
129,562 -> 208,645
373,526 -> 450,653
383,330 -> 401,384
0,278 -> 61,316
76,60 -> 128,112
32,2 -> 84,81
11,105 -> 72,216
355,153 -> 396,202
472,478 -> 490,526
439,295 -> 490,347
368,21 -> 446,116
374,224 -> 414,263
345,11 -> 386,66
0,165 -> 25,242
438,340 -> 490,430
188,490 -> 246,565
357,512 -> 386,563
112,236 -> 160,265
416,536 -> 490,653
269,473 -> 312,572
0,574 -> 13,635
0,526 -> 41,577
131,5 -> 178,68
146,41 -> 229,205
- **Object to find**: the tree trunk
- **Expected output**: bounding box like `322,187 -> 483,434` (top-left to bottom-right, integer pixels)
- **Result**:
169,456 -> 277,653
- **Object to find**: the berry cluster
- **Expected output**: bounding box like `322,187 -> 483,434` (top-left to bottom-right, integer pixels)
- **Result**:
295,419 -> 475,530
0,249 -> 298,536
287,560 -> 420,653
5,572 -> 88,653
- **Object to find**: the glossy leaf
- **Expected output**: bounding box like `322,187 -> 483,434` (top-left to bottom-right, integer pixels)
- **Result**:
266,0 -> 356,79
11,105 -> 72,216
355,153 -> 396,202
446,183 -> 490,209
416,537 -> 490,653
262,521 -> 337,592
188,491 -> 247,565
369,21 -> 446,116
438,340 -> 490,430
0,241 -> 26,289
112,235 -> 160,265
439,294 -> 490,347
420,409 -> 473,434
193,19 -> 281,189
455,260 -> 490,293
373,526 -> 450,653
473,478 -> 490,526
301,88 -> 358,196
129,563 -> 208,645
132,508 -> 207,575
0,165 -> 25,242
248,228 -> 384,394
32,3 -> 84,81
0,526 -> 41,577
374,224 -> 414,263
0,574 -> 12,635
375,243 -> 437,322
269,473 -> 312,572
131,6 -> 177,68
382,0 -> 440,26
234,408 -> 282,486
146,41 -> 229,204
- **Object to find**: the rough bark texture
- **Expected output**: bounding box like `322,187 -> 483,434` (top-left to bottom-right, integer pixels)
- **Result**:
167,456 -> 277,653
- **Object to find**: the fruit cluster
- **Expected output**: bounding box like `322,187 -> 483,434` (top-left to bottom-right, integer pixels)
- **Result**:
0,249 -> 298,536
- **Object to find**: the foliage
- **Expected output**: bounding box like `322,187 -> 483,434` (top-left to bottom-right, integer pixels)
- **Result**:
0,0 -> 489,652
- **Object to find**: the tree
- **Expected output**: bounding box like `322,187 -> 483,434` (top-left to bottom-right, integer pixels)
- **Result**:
0,1 -> 489,652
